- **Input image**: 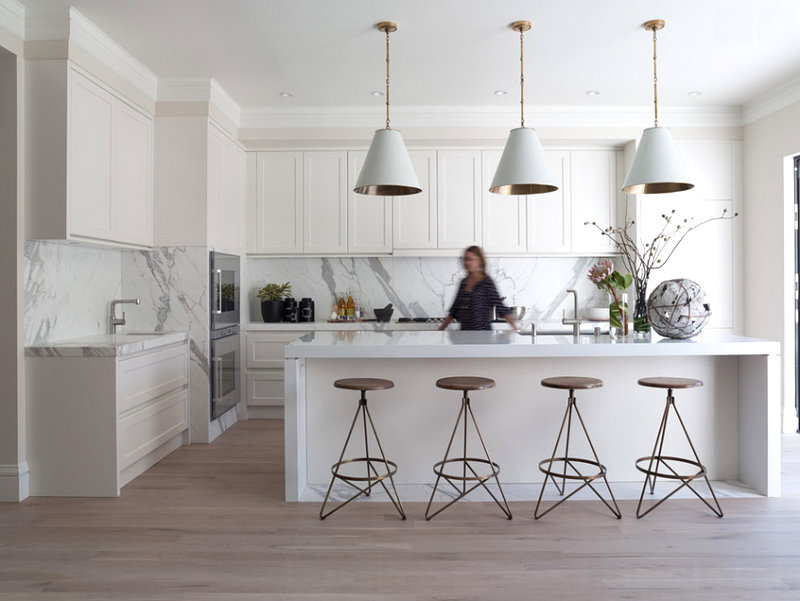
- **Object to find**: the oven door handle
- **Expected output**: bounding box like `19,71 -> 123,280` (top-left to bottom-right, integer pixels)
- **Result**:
213,356 -> 223,401
214,269 -> 223,315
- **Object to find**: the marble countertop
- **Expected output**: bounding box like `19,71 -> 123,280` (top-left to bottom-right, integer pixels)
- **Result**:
25,331 -> 190,358
243,320 -> 606,333
285,330 -> 780,359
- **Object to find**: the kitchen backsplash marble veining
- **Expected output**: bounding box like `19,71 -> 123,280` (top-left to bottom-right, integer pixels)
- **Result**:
24,241 -> 123,346
246,256 -> 610,324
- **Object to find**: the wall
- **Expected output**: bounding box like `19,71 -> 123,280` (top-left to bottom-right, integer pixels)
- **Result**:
246,256 -> 609,325
743,101 -> 800,431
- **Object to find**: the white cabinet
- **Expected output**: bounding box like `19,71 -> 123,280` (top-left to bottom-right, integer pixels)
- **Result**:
207,123 -> 245,253
347,151 -> 392,253
303,152 -> 348,254
249,152 -> 303,254
570,150 -> 618,254
244,331 -> 309,417
27,62 -> 153,247
482,150 -> 526,254
26,341 -> 190,497
437,150 -> 482,249
527,151 -> 571,253
393,150 -> 438,250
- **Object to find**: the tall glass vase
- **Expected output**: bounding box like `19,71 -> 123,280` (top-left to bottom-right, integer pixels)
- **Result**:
633,282 -> 651,338
608,292 -> 629,339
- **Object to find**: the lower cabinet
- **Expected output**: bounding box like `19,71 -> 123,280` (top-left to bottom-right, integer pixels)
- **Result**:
244,331 -> 309,418
26,341 -> 189,497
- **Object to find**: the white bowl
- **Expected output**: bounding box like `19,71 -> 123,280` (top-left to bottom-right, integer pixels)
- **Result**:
582,307 -> 609,321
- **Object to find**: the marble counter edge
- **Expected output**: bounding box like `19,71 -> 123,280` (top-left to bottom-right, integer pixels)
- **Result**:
25,331 -> 191,358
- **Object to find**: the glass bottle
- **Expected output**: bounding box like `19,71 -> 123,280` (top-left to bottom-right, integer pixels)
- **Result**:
346,294 -> 355,318
337,293 -> 346,319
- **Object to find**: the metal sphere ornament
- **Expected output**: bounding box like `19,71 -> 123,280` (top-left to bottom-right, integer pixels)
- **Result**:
646,278 -> 711,339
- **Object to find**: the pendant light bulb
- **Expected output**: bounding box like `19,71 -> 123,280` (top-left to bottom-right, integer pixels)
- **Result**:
621,19 -> 694,195
354,21 -> 421,196
489,20 -> 557,195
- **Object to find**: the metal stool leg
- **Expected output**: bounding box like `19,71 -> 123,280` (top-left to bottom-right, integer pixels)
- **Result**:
425,391 -> 512,520
320,391 -> 405,520
535,390 -> 621,519
636,389 -> 723,518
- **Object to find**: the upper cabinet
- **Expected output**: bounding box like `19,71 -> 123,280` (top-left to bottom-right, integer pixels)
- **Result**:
207,123 -> 245,253
246,146 -> 622,257
27,62 -> 153,248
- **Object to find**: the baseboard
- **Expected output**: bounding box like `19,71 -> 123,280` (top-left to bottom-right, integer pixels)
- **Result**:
0,462 -> 30,502
119,432 -> 184,489
247,406 -> 283,419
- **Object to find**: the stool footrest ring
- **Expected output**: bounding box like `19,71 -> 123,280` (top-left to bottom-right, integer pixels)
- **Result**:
538,457 -> 606,482
331,457 -> 398,483
432,457 -> 500,482
635,455 -> 705,481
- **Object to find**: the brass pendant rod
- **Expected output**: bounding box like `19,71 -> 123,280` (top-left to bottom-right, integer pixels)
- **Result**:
519,27 -> 525,128
385,27 -> 391,129
652,25 -> 658,128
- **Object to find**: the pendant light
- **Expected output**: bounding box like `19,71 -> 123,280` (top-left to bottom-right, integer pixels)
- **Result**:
353,21 -> 421,196
621,20 -> 694,194
489,20 -> 557,195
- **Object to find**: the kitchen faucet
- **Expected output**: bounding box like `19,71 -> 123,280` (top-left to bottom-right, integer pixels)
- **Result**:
561,289 -> 582,337
110,298 -> 140,333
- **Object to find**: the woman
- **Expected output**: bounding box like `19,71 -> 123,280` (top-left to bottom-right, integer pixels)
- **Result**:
438,246 -> 518,331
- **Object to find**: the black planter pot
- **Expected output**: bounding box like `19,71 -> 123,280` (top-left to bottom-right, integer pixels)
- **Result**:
261,300 -> 283,322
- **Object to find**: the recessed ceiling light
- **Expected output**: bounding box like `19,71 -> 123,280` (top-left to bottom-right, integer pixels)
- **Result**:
371,90 -> 385,96
279,92 -> 294,98
585,90 -> 600,96
494,90 -> 508,96
687,90 -> 702,96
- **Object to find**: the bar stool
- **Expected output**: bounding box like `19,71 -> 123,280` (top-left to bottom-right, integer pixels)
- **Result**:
635,377 -> 723,518
319,378 -> 405,520
535,376 -> 621,519
425,376 -> 512,521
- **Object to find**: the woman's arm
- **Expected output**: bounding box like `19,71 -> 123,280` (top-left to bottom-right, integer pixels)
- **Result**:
438,315 -> 454,331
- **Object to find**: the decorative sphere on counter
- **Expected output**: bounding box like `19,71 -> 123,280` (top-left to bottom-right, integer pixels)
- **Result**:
646,278 -> 711,339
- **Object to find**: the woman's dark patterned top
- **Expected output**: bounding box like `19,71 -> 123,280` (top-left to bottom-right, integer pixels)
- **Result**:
448,276 -> 510,331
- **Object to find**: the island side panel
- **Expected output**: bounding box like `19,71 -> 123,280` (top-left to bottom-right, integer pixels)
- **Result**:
738,353 -> 781,496
284,357 -> 306,502
301,356 -> 739,492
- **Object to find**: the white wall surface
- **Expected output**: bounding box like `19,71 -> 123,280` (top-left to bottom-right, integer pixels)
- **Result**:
743,101 -> 800,431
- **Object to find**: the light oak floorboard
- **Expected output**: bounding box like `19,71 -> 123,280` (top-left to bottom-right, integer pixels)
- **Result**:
1,420 -> 799,600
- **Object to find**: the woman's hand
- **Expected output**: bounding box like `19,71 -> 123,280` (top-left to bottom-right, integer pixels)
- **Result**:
438,316 -> 454,331
504,314 -> 519,331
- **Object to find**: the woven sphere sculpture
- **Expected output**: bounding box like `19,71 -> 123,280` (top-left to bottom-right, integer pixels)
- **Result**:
646,279 -> 711,339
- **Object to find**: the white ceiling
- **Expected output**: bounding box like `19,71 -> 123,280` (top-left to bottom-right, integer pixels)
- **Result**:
16,0 -> 800,113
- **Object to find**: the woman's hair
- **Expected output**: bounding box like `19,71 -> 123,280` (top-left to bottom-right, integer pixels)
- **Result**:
463,245 -> 486,272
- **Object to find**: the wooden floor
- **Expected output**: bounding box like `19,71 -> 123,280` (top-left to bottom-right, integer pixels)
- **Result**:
2,420 -> 800,600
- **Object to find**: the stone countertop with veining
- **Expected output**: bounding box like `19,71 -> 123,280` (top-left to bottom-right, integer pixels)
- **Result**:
25,331 -> 190,358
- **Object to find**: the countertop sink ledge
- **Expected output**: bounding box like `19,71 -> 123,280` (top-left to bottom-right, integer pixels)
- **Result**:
25,331 -> 190,358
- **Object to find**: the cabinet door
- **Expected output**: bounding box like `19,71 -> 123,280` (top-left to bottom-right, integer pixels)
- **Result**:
570,150 -> 618,254
481,150 -> 526,254
113,101 -> 153,246
68,70 -> 114,240
219,134 -> 244,251
251,152 -> 303,253
527,151 -> 570,253
206,125 -> 223,248
347,151 -> 392,253
393,150 -> 437,249
304,151 -> 348,254
437,150 -> 482,249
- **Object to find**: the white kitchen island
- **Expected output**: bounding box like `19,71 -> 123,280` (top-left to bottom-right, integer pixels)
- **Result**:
284,330 -> 780,502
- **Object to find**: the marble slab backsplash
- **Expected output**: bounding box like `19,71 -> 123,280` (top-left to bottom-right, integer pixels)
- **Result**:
246,256 -> 610,324
24,241 -> 123,345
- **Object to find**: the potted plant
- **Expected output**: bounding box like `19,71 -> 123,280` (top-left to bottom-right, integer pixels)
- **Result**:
257,282 -> 292,322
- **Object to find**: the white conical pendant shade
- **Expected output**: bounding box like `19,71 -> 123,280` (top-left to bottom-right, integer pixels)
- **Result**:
353,128 -> 421,196
489,127 -> 558,195
622,126 -> 694,194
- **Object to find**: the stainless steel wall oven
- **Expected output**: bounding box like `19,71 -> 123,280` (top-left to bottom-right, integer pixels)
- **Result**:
209,251 -> 240,420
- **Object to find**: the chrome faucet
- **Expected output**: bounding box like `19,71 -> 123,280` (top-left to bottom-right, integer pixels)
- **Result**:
110,298 -> 140,333
561,289 -> 582,337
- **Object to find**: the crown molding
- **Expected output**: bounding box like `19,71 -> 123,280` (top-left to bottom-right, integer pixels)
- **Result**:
239,104 -> 742,131
743,75 -> 800,125
0,0 -> 24,40
26,8 -> 157,100
157,77 -> 241,127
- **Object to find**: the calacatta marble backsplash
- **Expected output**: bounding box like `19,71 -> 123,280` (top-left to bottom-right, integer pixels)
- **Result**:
246,256 -> 609,324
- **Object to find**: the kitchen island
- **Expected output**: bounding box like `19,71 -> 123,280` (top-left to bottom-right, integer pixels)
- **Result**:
284,330 -> 780,502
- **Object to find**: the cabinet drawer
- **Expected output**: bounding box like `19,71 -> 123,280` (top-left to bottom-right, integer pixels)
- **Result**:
118,388 -> 187,470
246,371 -> 285,407
118,344 -> 188,414
246,332 -> 309,369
